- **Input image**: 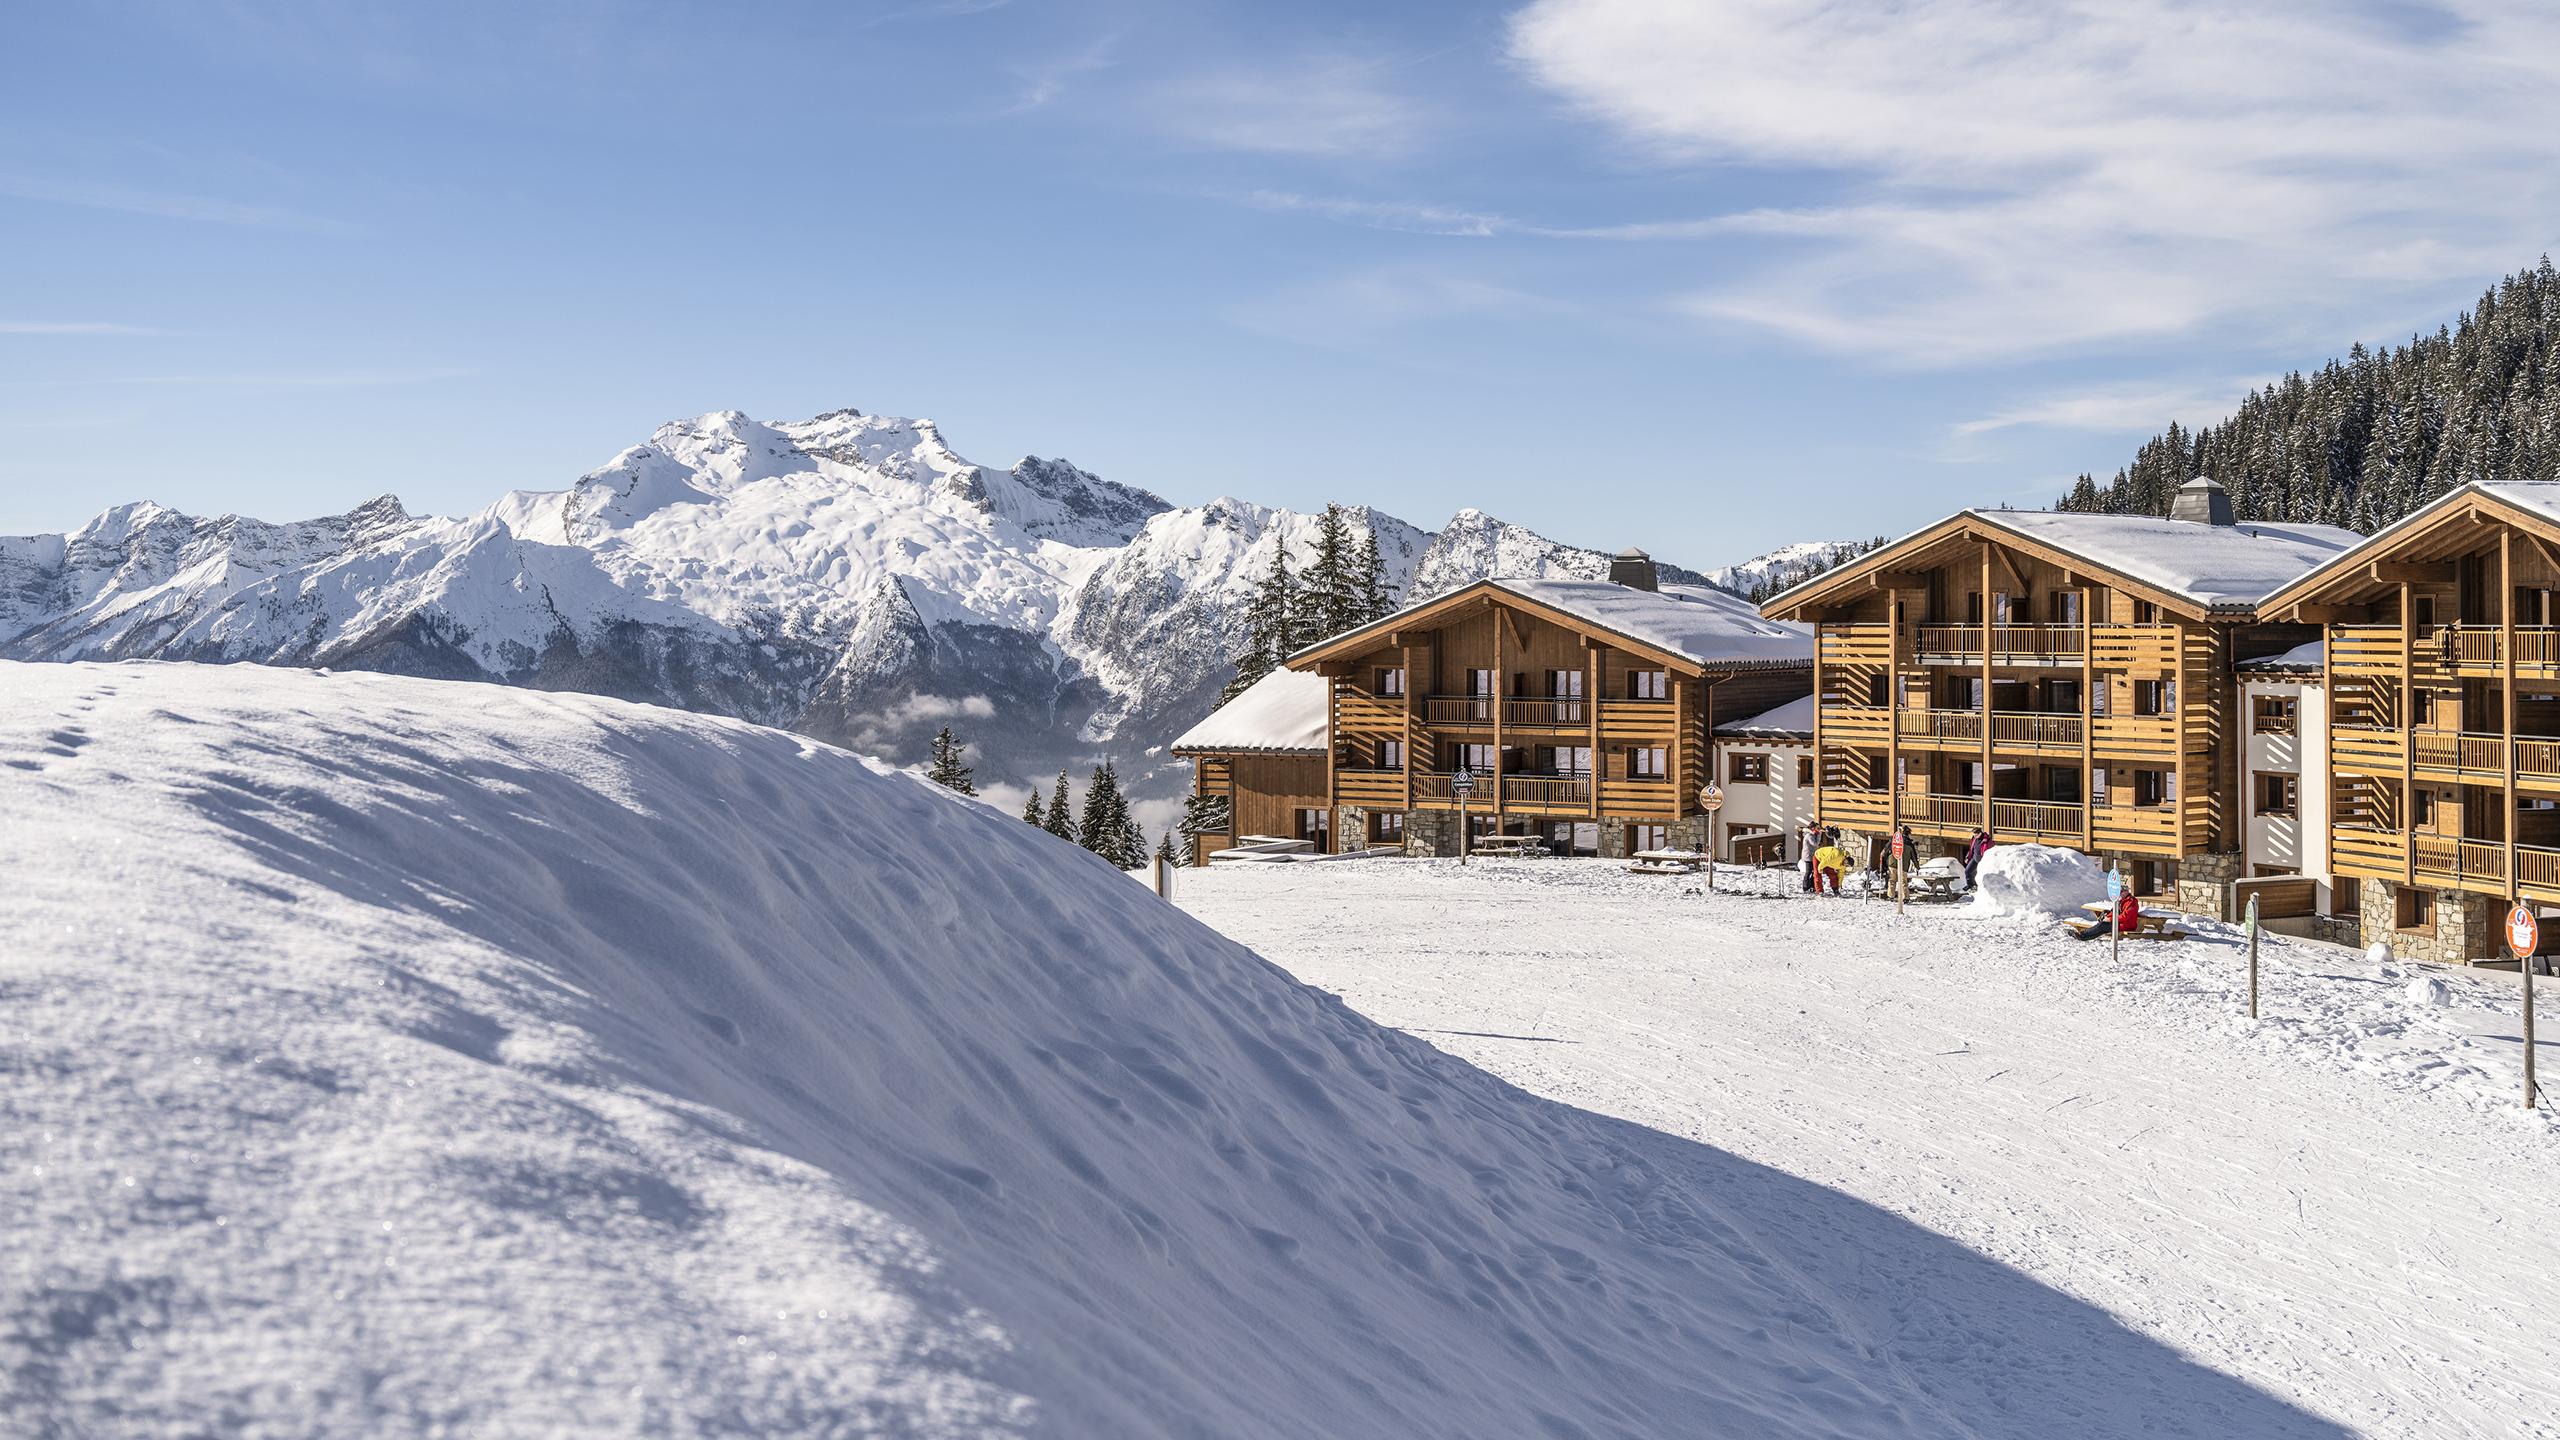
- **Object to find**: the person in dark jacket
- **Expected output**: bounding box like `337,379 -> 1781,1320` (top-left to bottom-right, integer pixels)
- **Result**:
1961,828 -> 1993,889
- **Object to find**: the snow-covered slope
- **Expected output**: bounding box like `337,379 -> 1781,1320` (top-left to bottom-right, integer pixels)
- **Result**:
7,661 -> 2025,1436
1700,540 -> 1860,598
0,409 -> 1700,800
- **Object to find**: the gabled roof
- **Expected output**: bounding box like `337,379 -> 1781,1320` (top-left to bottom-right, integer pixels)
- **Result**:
1171,669 -> 1329,756
1762,508 -> 2361,620
2257,482 -> 2560,615
1714,694 -> 1814,740
1288,577 -> 1812,673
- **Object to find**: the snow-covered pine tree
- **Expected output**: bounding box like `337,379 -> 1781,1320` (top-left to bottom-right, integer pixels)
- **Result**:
1179,786 -> 1232,858
1155,827 -> 1184,868
1222,543 -> 1297,704
1021,789 -> 1044,825
1077,760 -> 1142,866
1042,770 -> 1076,841
1354,522 -> 1391,624
1303,503 -> 1355,642
925,725 -> 975,795
1116,813 -> 1150,871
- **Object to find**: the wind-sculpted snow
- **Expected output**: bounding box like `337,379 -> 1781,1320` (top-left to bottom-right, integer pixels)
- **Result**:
0,407 -> 1765,799
0,660 -> 2338,1438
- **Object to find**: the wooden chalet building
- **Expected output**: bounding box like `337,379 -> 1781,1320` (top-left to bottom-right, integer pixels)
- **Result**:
1282,549 -> 1813,858
1169,669 -> 1332,865
2257,481 -> 2560,963
1758,478 -> 2357,910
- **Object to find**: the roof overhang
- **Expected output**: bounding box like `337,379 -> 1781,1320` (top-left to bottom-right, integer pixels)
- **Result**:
2256,484 -> 2560,618
1285,578 -> 1800,676
1758,510 -> 2233,623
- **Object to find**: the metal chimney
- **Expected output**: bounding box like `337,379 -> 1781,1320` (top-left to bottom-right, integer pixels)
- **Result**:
1609,546 -> 1659,591
2171,475 -> 2234,526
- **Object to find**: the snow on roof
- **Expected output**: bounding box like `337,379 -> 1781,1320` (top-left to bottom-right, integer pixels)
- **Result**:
1715,694 -> 1815,738
2239,640 -> 2323,673
1971,511 -> 2362,610
1485,578 -> 1812,667
1171,668 -> 1330,754
2267,481 -> 2560,604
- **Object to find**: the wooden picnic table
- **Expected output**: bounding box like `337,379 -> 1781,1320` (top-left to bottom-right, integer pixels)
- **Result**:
1471,834 -> 1550,856
1627,848 -> 1703,875
2073,900 -> 2186,940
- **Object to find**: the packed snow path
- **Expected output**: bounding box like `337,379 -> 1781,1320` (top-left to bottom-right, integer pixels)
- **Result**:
2,661 -> 2344,1438
1179,859 -> 2560,1439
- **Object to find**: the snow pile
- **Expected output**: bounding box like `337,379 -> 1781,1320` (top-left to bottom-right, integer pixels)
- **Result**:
2406,975 -> 2454,1008
1966,843 -> 2106,919
6,660 -> 1979,1438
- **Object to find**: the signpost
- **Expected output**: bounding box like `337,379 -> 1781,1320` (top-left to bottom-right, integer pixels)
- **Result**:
2107,864 -> 2125,966
2509,899 -> 2539,1109
1452,768 -> 1476,866
2244,893 -> 2261,1019
1696,785 -> 1724,892
1891,829 -> 1907,916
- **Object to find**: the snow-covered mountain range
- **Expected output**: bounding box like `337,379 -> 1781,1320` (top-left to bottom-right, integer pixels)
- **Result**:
0,407 -> 1752,799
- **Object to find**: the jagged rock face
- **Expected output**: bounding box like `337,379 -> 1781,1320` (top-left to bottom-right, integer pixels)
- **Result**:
0,407 -> 1742,802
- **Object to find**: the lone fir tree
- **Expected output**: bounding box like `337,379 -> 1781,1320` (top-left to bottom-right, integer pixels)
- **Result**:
1354,522 -> 1391,624
924,725 -> 975,795
1042,770 -> 1077,841
1021,789 -> 1045,825
1155,827 -> 1184,868
1301,502 -> 1356,645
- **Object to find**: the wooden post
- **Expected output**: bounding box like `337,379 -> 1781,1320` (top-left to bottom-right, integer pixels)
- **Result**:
1491,605 -> 1507,828
2401,580 -> 2417,887
1810,626 -> 1825,825
1980,545 -> 1996,836
2504,527 -> 2518,902
2246,892 -> 2260,1018
1324,676 -> 1340,853
2526,913 -> 2539,1109
1671,676 -> 1689,835
2080,585 -> 2095,854
1153,852 -> 1172,900
1887,590 -> 1904,857
1586,641 -> 1603,820
1401,639 -> 1417,813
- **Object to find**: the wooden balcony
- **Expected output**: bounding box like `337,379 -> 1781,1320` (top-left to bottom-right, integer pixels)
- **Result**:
1335,768 -> 1407,807
2329,625 -> 2404,675
1991,798 -> 2089,843
1499,698 -> 1591,730
1821,787 -> 1892,829
1420,694 -> 1667,733
2088,624 -> 2178,670
1421,695 -> 1499,727
1335,691 -> 1405,731
2333,825 -> 2560,903
1894,709 -> 2083,752
1411,771 -> 1489,807
1906,622 -> 2178,669
1598,777 -> 1678,813
2090,803 -> 2179,854
2090,714 -> 2176,759
2418,624 -> 2560,676
1502,774 -> 1593,813
1817,625 -> 1893,665
2331,726 -> 2560,791
1817,704 -> 1892,745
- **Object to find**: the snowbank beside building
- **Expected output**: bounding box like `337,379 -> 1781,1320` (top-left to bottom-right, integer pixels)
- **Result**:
7,660 -> 2010,1438
1968,843 -> 2108,919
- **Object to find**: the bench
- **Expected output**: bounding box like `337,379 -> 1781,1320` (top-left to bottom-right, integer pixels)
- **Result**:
1628,848 -> 1704,876
1470,835 -> 1551,858
2067,904 -> 2190,941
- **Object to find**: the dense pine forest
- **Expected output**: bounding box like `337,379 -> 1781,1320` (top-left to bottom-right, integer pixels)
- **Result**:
2055,258 -> 2560,531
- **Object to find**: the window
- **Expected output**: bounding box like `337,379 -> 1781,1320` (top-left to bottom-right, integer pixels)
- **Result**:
2047,768 -> 2082,804
1730,753 -> 1769,784
1296,808 -> 1331,846
2255,773 -> 2298,816
2091,681 -> 2109,716
2051,591 -> 2083,625
2332,877 -> 2360,919
2414,595 -> 2438,628
2253,695 -> 2297,734
2133,681 -> 2165,716
2396,887 -> 2435,933
1371,811 -> 1404,844
1868,674 -> 1890,707
1376,666 -> 1406,697
1796,755 -> 1815,786
2414,690 -> 2439,727
2133,769 -> 2169,807
1631,746 -> 1668,778
2045,679 -> 2081,712
2133,600 -> 2158,623
1451,743 -> 1497,773
2413,789 -> 2435,825
1965,591 -> 1984,624
1467,668 -> 1496,697
1538,745 -> 1593,777
1379,738 -> 1404,770
1630,824 -> 1669,854
1867,754 -> 1890,790
1630,670 -> 1668,700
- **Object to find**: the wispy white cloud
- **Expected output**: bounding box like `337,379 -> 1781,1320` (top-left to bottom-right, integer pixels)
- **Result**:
22,367 -> 471,390
1507,0 -> 2560,366
1155,56 -> 1430,159
1949,377 -> 2268,440
1234,190 -> 1507,237
0,175 -> 351,233
1001,35 -> 1116,115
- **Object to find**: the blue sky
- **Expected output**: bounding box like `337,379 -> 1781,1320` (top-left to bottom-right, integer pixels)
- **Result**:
6,0 -> 2557,566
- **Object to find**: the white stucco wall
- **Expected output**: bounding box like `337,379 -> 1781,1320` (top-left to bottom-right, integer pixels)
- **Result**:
1710,738 -> 1815,860
2241,676 -> 2329,907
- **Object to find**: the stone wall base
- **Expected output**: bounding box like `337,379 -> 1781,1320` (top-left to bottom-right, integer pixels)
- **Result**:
1336,804 -> 1368,854
1403,807 -> 1460,858
2176,850 -> 2245,922
2359,878 -> 2500,965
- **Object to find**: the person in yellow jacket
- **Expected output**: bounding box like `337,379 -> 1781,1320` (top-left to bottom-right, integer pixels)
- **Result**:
1812,840 -> 1849,896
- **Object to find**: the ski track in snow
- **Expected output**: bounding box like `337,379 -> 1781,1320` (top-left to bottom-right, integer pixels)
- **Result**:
1180,859 -> 2560,1440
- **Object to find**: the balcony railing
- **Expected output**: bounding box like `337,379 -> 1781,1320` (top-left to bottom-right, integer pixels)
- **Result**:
1422,695 -> 1499,726
2419,624 -> 2560,673
1501,774 -> 1592,811
1412,770 -> 1492,804
1503,697 -> 1588,728
1912,624 -> 2087,662
2335,726 -> 2560,786
1894,709 -> 2083,749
